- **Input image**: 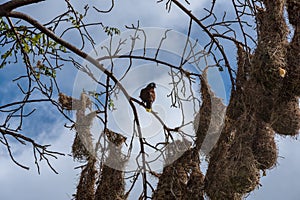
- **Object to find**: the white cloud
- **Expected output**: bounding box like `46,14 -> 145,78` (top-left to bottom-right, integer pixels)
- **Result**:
0,124 -> 78,200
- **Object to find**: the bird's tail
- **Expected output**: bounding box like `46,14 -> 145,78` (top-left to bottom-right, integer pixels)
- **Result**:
145,102 -> 152,112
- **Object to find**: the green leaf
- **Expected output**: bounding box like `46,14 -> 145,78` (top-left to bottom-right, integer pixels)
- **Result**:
1,50 -> 12,59
36,73 -> 41,79
103,26 -> 121,36
0,61 -> 7,69
108,99 -> 115,110
52,70 -> 56,78
32,33 -> 42,46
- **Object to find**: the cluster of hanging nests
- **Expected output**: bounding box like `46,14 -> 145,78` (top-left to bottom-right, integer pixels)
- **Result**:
59,92 -> 126,200
205,0 -> 300,199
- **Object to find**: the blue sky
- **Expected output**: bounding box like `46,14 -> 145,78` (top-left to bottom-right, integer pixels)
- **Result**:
0,0 -> 300,199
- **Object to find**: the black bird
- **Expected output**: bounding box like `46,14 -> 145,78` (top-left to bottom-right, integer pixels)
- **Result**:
139,82 -> 156,112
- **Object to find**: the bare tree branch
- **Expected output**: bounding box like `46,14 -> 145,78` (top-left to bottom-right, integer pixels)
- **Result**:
0,0 -> 45,16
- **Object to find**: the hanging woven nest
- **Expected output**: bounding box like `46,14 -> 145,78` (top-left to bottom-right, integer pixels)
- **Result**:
204,116 -> 236,199
205,114 -> 260,199
227,44 -> 251,120
225,117 -> 260,194
72,133 -> 91,161
95,164 -> 125,200
153,149 -> 195,200
194,76 -> 212,150
251,1 -> 288,97
75,158 -> 97,200
271,96 -> 300,136
228,147 -> 260,194
205,144 -> 259,199
252,121 -> 277,170
205,156 -> 240,200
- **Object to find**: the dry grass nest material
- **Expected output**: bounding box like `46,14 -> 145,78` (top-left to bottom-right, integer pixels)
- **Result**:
185,160 -> 204,200
271,96 -> 300,136
228,147 -> 260,194
286,28 -> 300,96
225,121 -> 260,195
194,96 -> 226,155
243,81 -> 275,122
205,115 -> 261,199
95,165 -> 125,200
252,1 -> 288,91
252,121 -> 277,170
75,158 -> 97,200
287,0 -> 300,26
194,75 -> 226,155
153,149 -> 204,200
205,152 -> 252,200
72,133 -> 91,161
58,92 -> 91,110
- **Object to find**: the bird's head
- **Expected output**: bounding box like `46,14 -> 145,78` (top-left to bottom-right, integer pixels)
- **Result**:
147,82 -> 156,88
